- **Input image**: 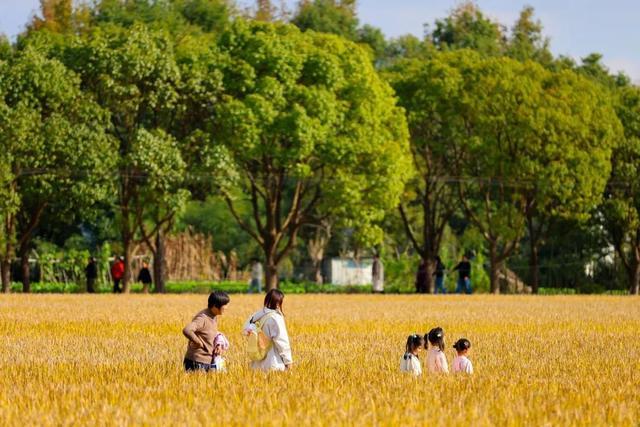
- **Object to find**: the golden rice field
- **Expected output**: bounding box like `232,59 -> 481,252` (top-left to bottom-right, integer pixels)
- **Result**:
0,294 -> 639,426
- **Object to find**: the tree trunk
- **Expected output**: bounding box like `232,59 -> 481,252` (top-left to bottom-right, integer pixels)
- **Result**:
424,257 -> 435,294
20,245 -> 30,293
630,257 -> 640,296
526,213 -> 541,294
1,259 -> 11,293
2,215 -> 15,293
265,259 -> 278,291
489,243 -> 500,294
529,242 -> 540,295
122,237 -> 133,293
307,223 -> 330,285
153,231 -> 166,294
312,259 -> 323,285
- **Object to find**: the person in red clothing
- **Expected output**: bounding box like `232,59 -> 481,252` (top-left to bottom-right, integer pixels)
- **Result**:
111,256 -> 125,293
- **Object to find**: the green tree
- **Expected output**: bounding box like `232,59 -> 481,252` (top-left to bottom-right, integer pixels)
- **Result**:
428,1 -> 505,56
93,0 -> 230,36
62,24 -> 186,293
0,44 -> 113,292
179,0 -> 230,33
255,0 -> 277,21
450,54 -> 527,294
386,51 -> 470,293
519,68 -> 621,293
506,6 -> 552,64
448,53 -> 620,293
292,0 -> 358,39
203,21 -> 411,290
291,0 -> 387,64
28,0 -> 73,33
356,24 -> 387,64
0,36 -> 11,60
602,86 -> 640,295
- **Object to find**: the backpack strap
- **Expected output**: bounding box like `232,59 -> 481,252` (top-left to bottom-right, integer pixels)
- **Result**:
253,311 -> 277,328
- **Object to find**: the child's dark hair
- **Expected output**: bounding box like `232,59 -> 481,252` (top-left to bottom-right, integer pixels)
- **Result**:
453,338 -> 471,352
405,334 -> 425,355
426,327 -> 445,351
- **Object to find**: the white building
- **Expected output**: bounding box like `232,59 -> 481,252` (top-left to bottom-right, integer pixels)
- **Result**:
325,258 -> 373,286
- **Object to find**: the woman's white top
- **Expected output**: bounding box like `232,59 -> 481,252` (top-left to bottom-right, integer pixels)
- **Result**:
243,308 -> 293,372
400,353 -> 422,376
452,355 -> 473,374
426,348 -> 449,373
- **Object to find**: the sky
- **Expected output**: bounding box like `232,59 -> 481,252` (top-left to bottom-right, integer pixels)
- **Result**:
1,0 -> 638,80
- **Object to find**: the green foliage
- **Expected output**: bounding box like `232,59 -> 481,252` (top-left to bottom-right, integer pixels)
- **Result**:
428,2 -> 505,55
204,20 -> 411,282
178,196 -> 260,257
8,280 -> 625,295
506,6 -> 552,64
291,1 -> 387,64
0,36 -> 11,60
0,42 -> 113,290
93,0 -> 230,36
60,23 -> 189,290
601,85 -> 640,293
382,253 -> 419,293
292,0 -> 358,39
1,0 -> 636,296
8,280 -> 376,294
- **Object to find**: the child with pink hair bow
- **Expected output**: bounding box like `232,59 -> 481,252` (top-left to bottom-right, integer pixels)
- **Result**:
212,333 -> 230,371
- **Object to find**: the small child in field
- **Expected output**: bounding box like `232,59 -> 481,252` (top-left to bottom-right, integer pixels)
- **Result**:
212,333 -> 230,371
452,338 -> 473,374
400,334 -> 425,376
425,327 -> 449,374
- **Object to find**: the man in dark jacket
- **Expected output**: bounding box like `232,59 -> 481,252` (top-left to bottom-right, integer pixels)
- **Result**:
434,256 -> 446,294
85,257 -> 98,293
453,255 -> 472,294
138,261 -> 153,293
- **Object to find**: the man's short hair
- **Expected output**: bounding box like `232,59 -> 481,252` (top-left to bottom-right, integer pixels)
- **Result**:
208,291 -> 230,309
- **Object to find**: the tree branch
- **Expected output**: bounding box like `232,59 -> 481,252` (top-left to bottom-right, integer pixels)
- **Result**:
399,203 -> 424,258
223,193 -> 264,245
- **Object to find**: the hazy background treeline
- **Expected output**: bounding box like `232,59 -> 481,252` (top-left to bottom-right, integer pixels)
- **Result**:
0,0 -> 638,295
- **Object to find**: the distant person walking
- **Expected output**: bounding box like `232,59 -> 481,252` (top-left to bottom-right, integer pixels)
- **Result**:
372,254 -> 384,293
434,256 -> 446,294
85,257 -> 98,294
111,256 -> 125,293
415,259 -> 427,294
182,291 -> 231,372
453,255 -> 472,294
243,289 -> 292,372
248,259 -> 263,294
137,261 -> 153,294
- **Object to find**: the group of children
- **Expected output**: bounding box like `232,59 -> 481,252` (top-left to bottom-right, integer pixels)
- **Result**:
198,326 -> 473,376
400,327 -> 473,376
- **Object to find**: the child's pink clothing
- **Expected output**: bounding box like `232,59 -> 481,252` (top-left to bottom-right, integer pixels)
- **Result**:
214,333 -> 230,350
426,348 -> 449,373
452,355 -> 473,374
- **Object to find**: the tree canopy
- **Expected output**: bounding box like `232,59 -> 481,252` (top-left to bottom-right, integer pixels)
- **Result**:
202,21 -> 411,289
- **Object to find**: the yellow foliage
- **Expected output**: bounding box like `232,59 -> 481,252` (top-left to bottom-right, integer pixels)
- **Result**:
0,294 -> 638,425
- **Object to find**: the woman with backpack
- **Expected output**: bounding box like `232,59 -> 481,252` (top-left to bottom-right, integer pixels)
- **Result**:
243,289 -> 293,371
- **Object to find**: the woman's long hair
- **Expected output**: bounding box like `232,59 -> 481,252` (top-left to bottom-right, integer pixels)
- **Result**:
264,289 -> 285,314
